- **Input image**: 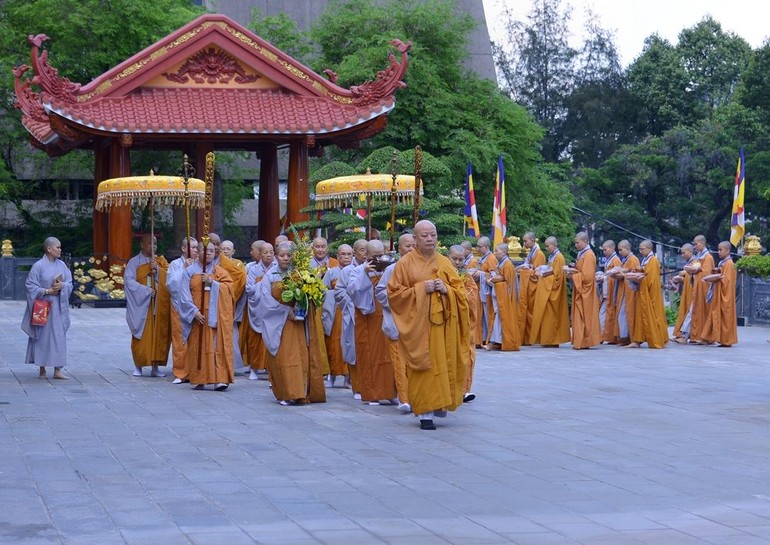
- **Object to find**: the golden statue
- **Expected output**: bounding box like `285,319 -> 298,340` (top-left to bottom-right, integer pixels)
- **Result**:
507,235 -> 523,260
1,239 -> 13,257
744,235 -> 762,256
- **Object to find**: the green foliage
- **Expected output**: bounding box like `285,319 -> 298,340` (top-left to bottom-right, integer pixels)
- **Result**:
666,292 -> 680,326
736,255 -> 770,279
0,0 -> 204,252
310,162 -> 358,184
248,8 -> 313,61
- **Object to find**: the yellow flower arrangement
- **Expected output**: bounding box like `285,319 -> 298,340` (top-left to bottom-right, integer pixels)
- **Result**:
73,258 -> 126,300
280,230 -> 327,311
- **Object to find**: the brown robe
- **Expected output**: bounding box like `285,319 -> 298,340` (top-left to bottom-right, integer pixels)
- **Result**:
518,246 -> 545,345
700,258 -> 738,346
570,247 -> 602,349
352,275 -> 397,403
631,254 -> 668,348
530,251 -> 571,346
478,251 -> 498,345
690,250 -> 715,342
600,254 -> 622,343
615,254 -> 641,343
491,257 -> 521,351
131,258 -> 171,366
185,265 -> 235,386
673,258 -> 696,338
388,251 -> 470,416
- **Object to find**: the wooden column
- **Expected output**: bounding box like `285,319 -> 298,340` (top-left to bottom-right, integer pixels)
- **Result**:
194,142 -> 214,240
108,137 -> 132,263
92,143 -> 110,258
258,144 -> 280,244
286,140 -> 309,237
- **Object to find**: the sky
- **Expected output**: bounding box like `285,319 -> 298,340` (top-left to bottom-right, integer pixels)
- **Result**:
482,0 -> 770,67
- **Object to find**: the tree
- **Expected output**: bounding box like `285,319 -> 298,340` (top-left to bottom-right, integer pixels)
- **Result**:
492,0 -> 577,161
626,35 -> 695,137
279,0 -> 575,239
0,0 -> 204,254
677,17 -> 752,113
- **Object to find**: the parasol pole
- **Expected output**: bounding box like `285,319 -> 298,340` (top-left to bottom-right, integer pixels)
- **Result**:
389,151 -> 399,251
367,194 -> 372,240
148,170 -> 157,368
180,154 -> 195,259
413,146 -> 423,227
197,152 -> 215,372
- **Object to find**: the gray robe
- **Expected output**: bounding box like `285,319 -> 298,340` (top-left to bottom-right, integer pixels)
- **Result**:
321,266 -> 341,336
124,253 -> 155,339
22,256 -> 73,367
374,264 -> 399,341
334,263 -> 358,365
253,268 -> 291,357
246,261 -> 274,336
176,262 -> 222,342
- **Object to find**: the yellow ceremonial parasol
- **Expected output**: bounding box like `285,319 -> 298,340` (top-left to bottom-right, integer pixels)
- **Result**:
96,173 -> 206,255
315,169 -> 423,248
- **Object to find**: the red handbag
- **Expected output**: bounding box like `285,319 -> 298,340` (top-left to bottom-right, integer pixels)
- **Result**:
31,298 -> 51,326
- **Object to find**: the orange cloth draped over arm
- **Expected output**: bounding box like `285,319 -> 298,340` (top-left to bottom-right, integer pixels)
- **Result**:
492,259 -> 521,350
690,253 -> 715,342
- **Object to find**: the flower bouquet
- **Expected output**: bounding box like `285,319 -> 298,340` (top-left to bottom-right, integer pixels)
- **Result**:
280,233 -> 327,320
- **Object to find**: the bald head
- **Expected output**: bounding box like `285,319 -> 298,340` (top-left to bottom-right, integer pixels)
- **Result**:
43,237 -> 60,253
449,244 -> 465,268
718,240 -> 731,251
414,220 -> 438,256
208,233 -> 221,257
353,239 -> 368,264
477,236 -> 491,253
140,234 -> 157,257
640,239 -> 653,250
366,239 -> 385,258
618,239 -> 631,250
602,240 -> 615,250
337,244 -> 353,267
460,240 -> 473,256
397,233 -> 415,257
220,240 -> 235,257
312,237 -> 329,260
275,234 -> 288,246
523,232 -> 536,248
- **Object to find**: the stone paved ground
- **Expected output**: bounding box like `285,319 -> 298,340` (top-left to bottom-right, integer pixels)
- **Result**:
2,300 -> 770,544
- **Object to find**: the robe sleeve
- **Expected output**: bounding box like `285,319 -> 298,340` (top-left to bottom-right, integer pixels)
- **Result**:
124,256 -> 153,338
347,264 -> 376,315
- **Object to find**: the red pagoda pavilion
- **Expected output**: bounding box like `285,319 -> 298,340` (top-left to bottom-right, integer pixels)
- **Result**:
13,13 -> 409,261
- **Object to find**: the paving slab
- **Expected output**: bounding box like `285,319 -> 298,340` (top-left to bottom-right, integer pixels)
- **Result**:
3,300 -> 770,544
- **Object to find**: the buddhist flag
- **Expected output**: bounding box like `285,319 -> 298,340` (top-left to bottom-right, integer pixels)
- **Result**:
464,162 -> 481,238
491,154 -> 507,247
730,147 -> 746,247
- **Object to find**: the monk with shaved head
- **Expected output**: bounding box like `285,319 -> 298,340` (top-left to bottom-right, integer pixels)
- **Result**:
388,220 -> 470,430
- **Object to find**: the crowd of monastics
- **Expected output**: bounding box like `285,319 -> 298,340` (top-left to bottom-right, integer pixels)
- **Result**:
22,225 -> 737,431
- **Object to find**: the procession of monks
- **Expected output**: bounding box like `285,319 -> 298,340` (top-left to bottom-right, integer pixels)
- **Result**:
122,226 -> 738,430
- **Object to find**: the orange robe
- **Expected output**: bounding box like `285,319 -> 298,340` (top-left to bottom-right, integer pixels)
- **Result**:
185,265 -> 235,386
600,254 -> 622,343
570,247 -> 602,349
631,254 -> 668,348
478,251 -> 498,345
700,258 -> 738,346
690,250 -> 715,342
615,254 -> 640,343
490,257 -> 520,351
518,246 -> 545,345
673,259 -> 696,338
130,257 -> 171,367
388,251 -> 470,416
530,251 -> 571,346
352,274 -> 396,403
